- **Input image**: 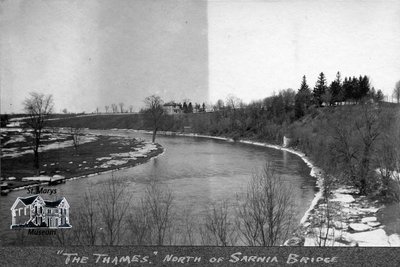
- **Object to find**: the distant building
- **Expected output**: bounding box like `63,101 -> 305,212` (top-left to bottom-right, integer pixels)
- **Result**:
163,102 -> 182,114
10,195 -> 71,229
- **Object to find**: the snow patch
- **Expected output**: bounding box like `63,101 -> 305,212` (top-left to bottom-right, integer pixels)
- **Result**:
361,217 -> 377,223
96,157 -> 112,161
2,134 -> 98,158
349,223 -> 371,232
331,193 -> 355,203
347,229 -> 392,246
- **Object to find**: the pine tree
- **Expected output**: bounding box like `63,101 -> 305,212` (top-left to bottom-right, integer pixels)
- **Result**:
358,75 -> 371,101
295,75 -> 313,118
329,71 -> 342,105
342,77 -> 351,102
350,76 -> 360,102
188,102 -> 193,113
313,72 -> 327,106
183,102 -> 188,113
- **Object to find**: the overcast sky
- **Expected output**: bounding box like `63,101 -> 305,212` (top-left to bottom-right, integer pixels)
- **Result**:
1,0 -> 400,113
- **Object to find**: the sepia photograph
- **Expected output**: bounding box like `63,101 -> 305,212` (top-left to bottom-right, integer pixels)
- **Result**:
1,0 -> 400,265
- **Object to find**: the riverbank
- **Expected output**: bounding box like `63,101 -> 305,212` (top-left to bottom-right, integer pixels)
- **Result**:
144,129 -> 400,247
1,128 -> 163,191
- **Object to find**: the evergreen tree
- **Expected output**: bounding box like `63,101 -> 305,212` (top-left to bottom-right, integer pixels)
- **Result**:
342,77 -> 350,102
202,103 -> 206,112
188,102 -> 193,113
350,76 -> 360,102
358,75 -> 371,101
329,71 -> 342,104
295,75 -> 313,118
342,76 -> 359,102
313,72 -> 327,106
183,102 -> 188,113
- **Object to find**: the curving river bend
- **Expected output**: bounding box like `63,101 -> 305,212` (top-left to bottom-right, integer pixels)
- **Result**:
0,129 -> 317,245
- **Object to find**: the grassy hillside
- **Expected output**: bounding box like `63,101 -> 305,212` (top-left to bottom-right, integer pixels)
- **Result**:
48,114 -> 146,129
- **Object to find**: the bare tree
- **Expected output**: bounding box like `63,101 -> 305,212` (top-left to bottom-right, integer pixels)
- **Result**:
127,198 -> 152,245
111,103 -> 118,113
144,182 -> 174,245
97,174 -> 129,245
179,208 -> 197,245
202,200 -> 237,246
128,182 -> 174,245
330,104 -> 381,195
70,127 -> 83,154
331,121 -> 359,187
144,95 -> 165,142
129,105 -> 134,113
236,163 -> 294,246
75,189 -> 100,245
23,92 -> 54,170
105,105 -> 109,113
310,175 -> 344,246
118,102 -> 124,113
376,112 -> 400,201
355,104 -> 381,195
226,94 -> 241,110
393,80 -> 400,103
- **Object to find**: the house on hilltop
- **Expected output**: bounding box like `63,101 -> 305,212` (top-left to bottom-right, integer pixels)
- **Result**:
163,102 -> 182,114
10,195 -> 71,229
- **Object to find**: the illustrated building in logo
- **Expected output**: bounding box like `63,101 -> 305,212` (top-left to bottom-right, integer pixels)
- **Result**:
10,195 -> 71,229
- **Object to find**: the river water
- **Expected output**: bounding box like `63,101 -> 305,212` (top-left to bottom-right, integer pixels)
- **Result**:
0,129 -> 317,245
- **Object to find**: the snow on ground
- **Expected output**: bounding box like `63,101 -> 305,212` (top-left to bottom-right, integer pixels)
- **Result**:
22,175 -> 65,182
344,229 -> 400,247
99,160 -> 127,168
330,193 -> 355,203
0,127 -> 23,132
96,157 -> 112,161
303,185 -> 399,247
98,142 -> 158,168
376,168 -> 400,181
6,122 -> 23,127
3,135 -> 26,146
2,135 -> 97,158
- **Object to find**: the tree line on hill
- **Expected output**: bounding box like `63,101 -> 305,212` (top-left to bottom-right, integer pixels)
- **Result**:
140,73 -> 399,200
14,73 -> 400,200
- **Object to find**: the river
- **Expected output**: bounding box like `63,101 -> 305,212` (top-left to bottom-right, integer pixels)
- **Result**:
0,129 -> 317,245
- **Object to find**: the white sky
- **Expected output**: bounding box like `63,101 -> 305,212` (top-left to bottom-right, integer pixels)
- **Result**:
1,0 -> 208,113
1,0 -> 400,113
208,0 -> 400,103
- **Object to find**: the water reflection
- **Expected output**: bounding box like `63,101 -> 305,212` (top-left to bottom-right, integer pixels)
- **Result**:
0,130 -> 317,245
